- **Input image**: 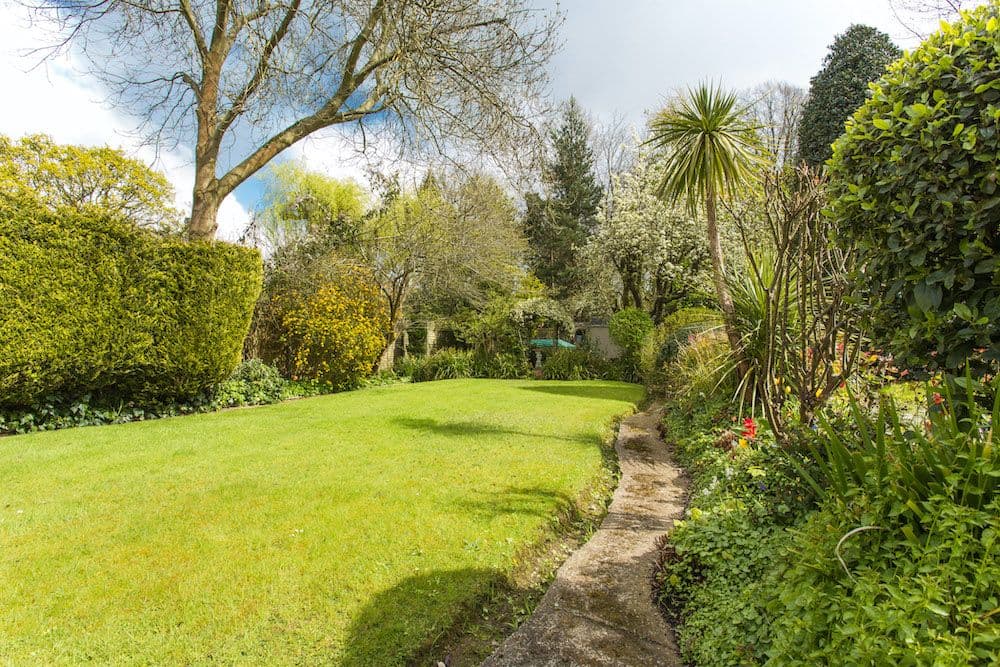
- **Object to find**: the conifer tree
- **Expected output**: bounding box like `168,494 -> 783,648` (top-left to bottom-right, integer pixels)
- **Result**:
523,98 -> 603,297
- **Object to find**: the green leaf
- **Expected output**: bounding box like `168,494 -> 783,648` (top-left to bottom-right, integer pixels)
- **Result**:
873,118 -> 892,130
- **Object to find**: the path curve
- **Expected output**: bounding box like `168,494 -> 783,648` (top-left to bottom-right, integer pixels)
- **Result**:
482,406 -> 686,667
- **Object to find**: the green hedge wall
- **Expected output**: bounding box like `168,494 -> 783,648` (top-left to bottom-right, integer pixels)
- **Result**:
0,203 -> 262,406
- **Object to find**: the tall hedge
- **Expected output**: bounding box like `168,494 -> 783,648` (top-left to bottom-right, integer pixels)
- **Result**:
827,4 -> 1000,372
0,202 -> 262,406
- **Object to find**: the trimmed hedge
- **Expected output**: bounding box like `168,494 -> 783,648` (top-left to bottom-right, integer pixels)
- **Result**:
0,202 -> 262,406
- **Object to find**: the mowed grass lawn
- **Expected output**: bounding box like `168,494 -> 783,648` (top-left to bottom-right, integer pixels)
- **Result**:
0,379 -> 642,665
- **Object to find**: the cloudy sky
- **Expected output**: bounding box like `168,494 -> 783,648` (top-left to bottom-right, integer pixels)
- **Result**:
0,1 -> 959,239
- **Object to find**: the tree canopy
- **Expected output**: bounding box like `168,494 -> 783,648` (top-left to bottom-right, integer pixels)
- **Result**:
0,134 -> 180,232
797,25 -> 901,167
27,0 -> 560,239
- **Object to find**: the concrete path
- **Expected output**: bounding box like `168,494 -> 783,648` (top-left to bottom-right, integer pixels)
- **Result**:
482,407 -> 686,667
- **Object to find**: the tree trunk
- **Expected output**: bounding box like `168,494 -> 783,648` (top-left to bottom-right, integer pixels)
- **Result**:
189,188 -> 222,240
705,193 -> 742,358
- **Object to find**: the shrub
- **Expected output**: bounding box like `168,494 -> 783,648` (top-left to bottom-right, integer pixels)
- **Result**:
766,494 -> 1000,665
667,330 -> 734,403
800,379 -> 1000,522
471,352 -> 530,379
640,307 -> 722,382
212,359 -> 288,407
797,24 -> 900,167
828,4 -> 1000,373
281,270 -> 388,389
0,202 -> 262,406
541,349 -> 611,381
609,307 -> 654,353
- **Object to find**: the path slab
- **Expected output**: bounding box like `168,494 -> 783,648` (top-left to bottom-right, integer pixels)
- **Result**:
482,407 -> 686,667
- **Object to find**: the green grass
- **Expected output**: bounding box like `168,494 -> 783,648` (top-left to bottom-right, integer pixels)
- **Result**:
0,379 -> 642,665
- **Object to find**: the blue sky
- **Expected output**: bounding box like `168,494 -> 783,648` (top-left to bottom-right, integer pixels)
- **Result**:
0,1 -> 962,237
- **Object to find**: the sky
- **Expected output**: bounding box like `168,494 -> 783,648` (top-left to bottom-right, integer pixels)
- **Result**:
0,1 -> 959,239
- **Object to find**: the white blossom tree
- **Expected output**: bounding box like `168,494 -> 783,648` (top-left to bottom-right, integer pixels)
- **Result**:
580,148 -> 712,322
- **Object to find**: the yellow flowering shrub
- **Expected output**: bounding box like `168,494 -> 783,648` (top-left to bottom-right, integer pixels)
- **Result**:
281,270 -> 389,389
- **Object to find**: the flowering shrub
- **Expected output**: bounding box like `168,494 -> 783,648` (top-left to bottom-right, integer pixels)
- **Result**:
281,271 -> 389,389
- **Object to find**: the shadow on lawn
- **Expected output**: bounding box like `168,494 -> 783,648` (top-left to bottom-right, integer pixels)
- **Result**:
522,383 -> 641,402
339,566 -> 521,667
454,485 -> 574,521
392,416 -> 594,445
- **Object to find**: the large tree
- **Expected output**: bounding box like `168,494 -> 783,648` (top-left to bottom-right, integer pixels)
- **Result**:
581,148 -> 710,322
797,25 -> 900,168
0,133 -> 181,231
27,0 -> 559,239
646,83 -> 761,356
523,97 -> 603,297
744,81 -> 806,170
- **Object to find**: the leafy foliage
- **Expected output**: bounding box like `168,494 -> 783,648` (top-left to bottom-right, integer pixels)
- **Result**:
541,349 -> 612,381
608,308 -> 654,353
581,148 -> 712,321
640,307 -> 722,384
0,134 -> 181,232
0,360 -> 300,435
281,269 -> 389,389
0,202 -> 262,407
828,5 -> 1000,374
797,25 -> 901,167
397,350 -> 529,382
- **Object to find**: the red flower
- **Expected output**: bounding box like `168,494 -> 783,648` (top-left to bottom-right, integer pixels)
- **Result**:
742,417 -> 757,440
933,392 -> 944,406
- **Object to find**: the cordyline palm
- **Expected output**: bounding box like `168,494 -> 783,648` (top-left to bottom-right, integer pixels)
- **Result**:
646,82 -> 760,357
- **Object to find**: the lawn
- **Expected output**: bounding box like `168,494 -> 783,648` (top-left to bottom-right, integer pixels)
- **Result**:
0,379 -> 642,665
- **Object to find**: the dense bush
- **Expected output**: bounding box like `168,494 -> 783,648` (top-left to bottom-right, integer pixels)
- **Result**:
666,330 -> 734,404
609,307 -> 654,353
280,270 -> 389,389
541,349 -> 611,381
0,360 -> 295,435
0,202 -> 262,407
828,4 -> 1000,373
399,350 -> 530,382
640,307 -> 722,383
212,359 -> 289,407
797,24 -> 900,167
656,378 -> 1000,665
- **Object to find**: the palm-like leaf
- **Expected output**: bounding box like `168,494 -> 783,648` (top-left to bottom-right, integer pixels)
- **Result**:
646,83 -> 761,211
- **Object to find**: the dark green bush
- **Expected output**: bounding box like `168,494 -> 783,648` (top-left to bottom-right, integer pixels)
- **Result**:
471,352 -> 530,379
213,359 -> 288,407
541,349 -> 611,381
0,202 -> 262,406
608,307 -> 654,353
828,4 -> 1000,373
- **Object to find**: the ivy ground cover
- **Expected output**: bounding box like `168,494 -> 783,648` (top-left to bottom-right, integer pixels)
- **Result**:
0,379 -> 641,664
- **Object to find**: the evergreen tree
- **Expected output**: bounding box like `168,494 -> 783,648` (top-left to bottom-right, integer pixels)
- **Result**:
523,98 -> 603,297
798,25 -> 901,167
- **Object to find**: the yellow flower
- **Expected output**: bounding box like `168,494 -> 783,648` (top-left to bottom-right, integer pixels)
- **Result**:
815,388 -> 823,398
784,385 -> 792,394
738,438 -> 749,448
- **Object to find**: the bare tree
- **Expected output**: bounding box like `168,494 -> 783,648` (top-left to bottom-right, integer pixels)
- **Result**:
591,111 -> 636,209
744,81 -> 806,170
24,0 -> 560,239
888,0 -> 982,39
